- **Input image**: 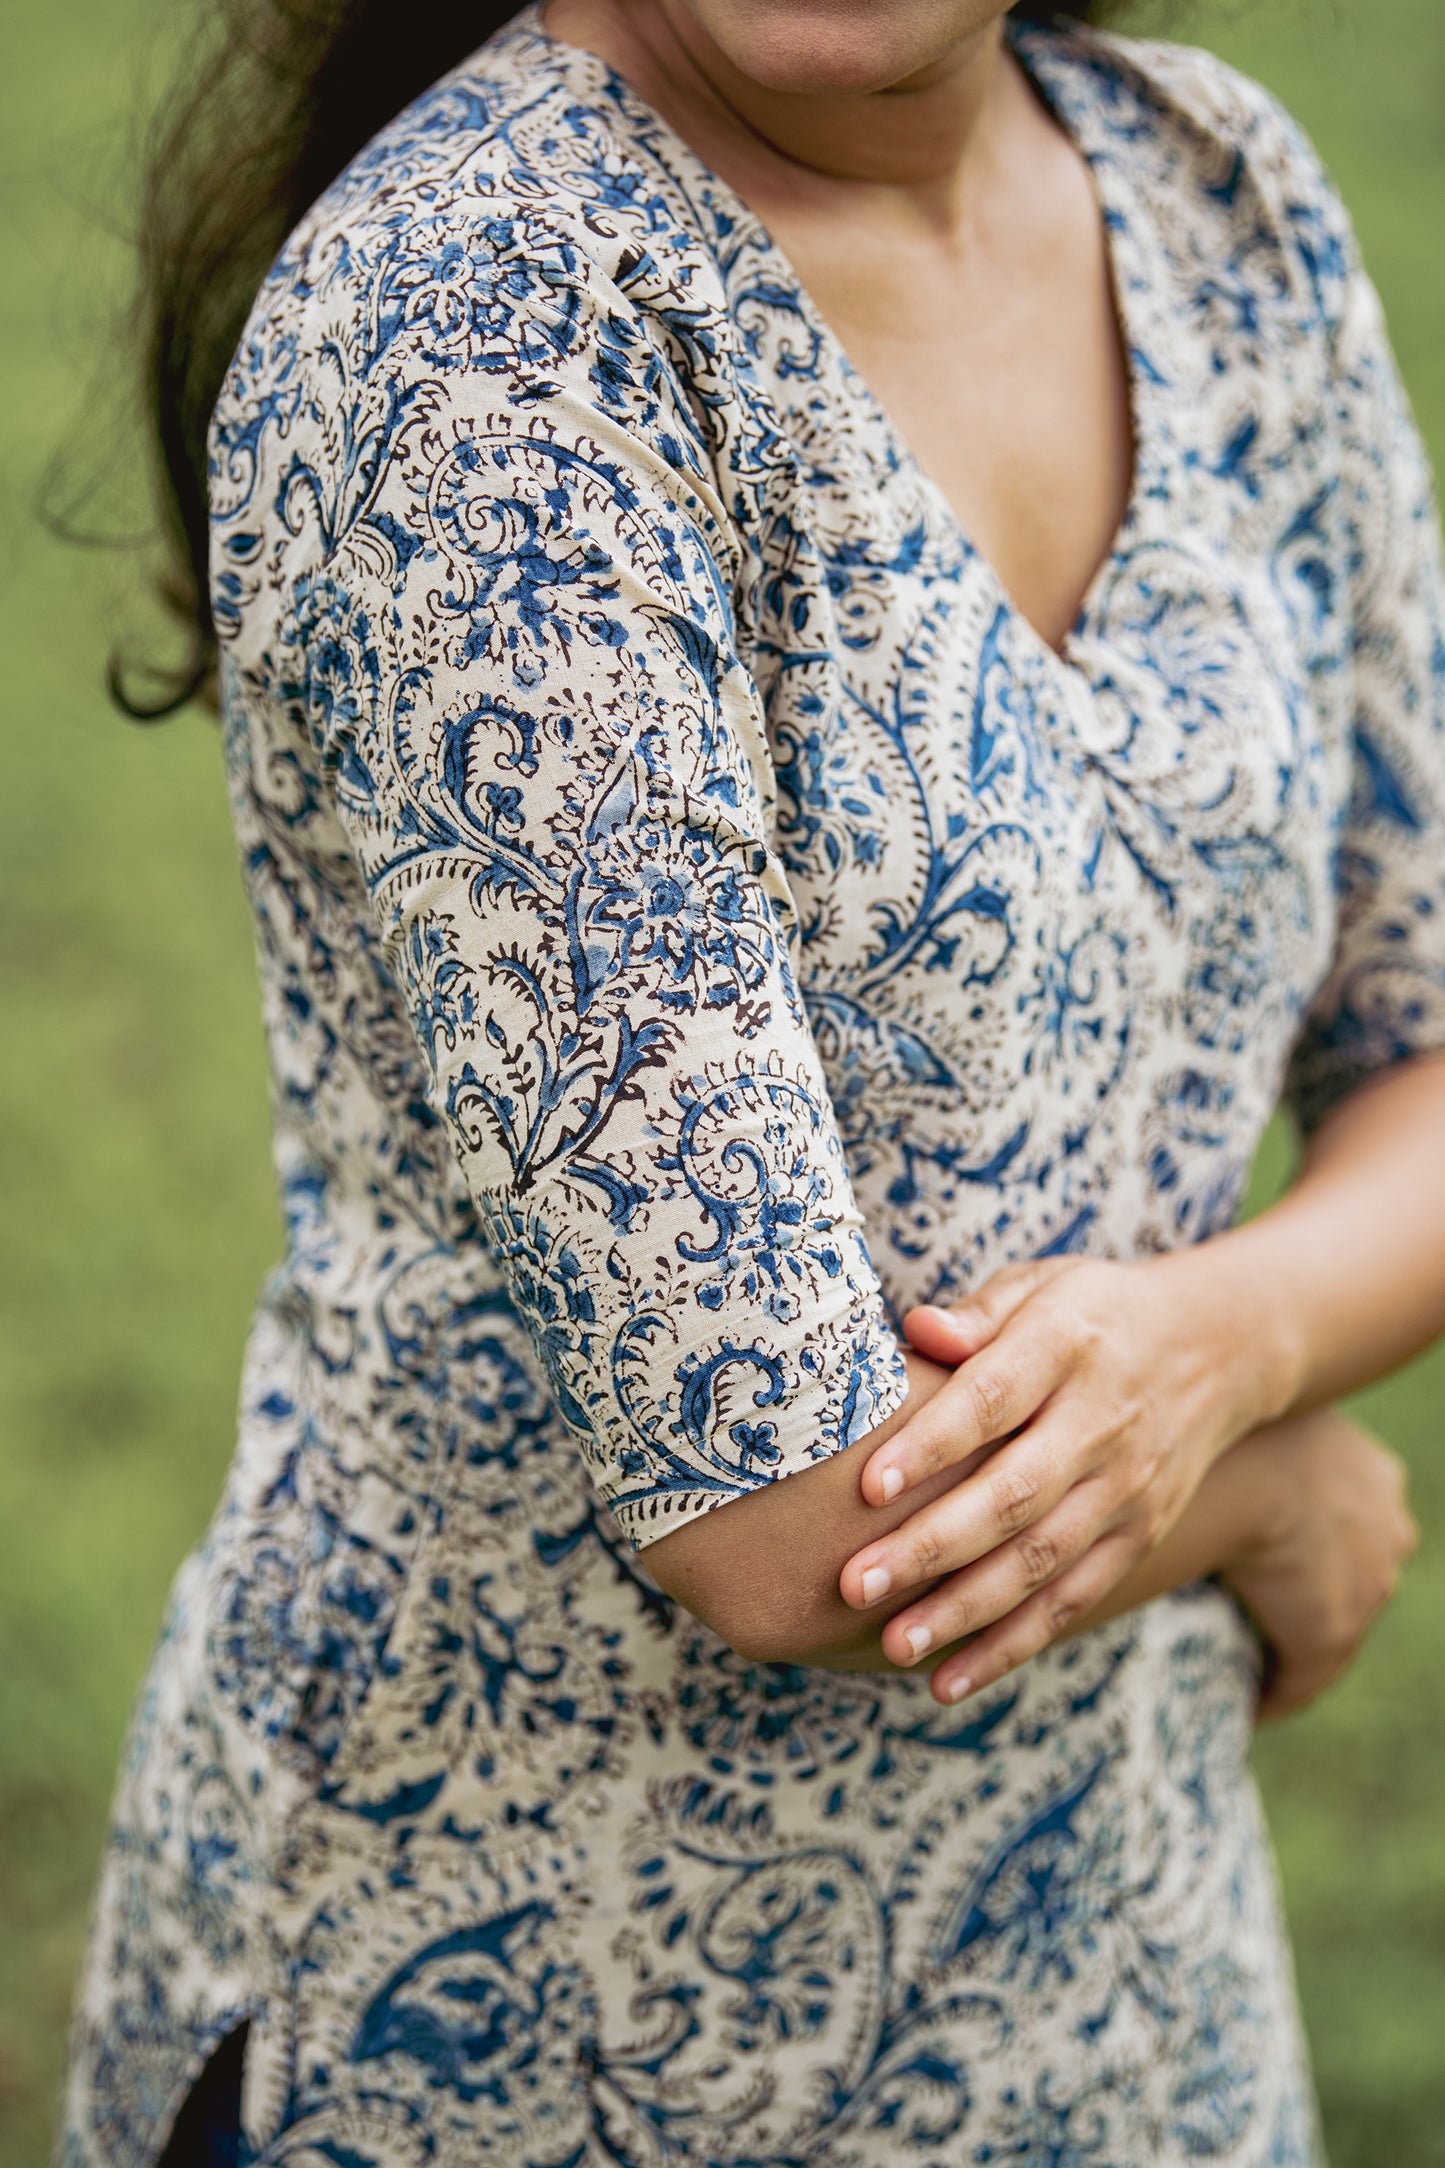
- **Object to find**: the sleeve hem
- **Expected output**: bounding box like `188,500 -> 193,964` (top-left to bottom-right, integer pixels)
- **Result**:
615,1303 -> 910,1555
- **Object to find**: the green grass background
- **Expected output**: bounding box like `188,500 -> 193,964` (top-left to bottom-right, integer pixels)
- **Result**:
0,0 -> 1442,2159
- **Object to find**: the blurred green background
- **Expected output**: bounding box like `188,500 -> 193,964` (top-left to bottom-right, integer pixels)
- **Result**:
1,0 -> 1442,2160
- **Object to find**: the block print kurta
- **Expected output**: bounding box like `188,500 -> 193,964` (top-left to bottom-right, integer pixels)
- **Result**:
62,9 -> 1445,2165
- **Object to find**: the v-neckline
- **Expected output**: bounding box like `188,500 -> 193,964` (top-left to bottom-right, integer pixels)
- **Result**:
517,5 -> 1157,679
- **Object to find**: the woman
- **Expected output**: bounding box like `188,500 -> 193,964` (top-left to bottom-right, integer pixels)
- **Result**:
61,0 -> 1441,2161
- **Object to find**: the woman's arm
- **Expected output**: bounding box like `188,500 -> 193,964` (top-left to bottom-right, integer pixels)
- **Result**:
644,1346 -> 990,1666
814,1408 -> 1301,1677
653,1369 -> 1417,1739
1196,1048 -> 1445,1415
860,1404 -> 1416,1713
650,1047 -> 1445,1686
828,1047 -> 1445,1701
824,205 -> 1445,1699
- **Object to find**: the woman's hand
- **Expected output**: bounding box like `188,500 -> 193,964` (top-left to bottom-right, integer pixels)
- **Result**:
1223,1408 -> 1417,1721
837,1249 -> 1299,1700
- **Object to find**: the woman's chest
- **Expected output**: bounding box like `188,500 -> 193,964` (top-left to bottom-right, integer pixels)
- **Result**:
755,163 -> 1133,657
730,208 -> 1355,1075
744,509 -> 1352,1265
763,511 -> 1341,947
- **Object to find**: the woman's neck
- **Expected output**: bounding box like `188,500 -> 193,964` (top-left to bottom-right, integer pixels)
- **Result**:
541,0 -> 1016,236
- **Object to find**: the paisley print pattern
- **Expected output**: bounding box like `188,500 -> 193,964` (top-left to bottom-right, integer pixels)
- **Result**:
62,8 -> 1445,2164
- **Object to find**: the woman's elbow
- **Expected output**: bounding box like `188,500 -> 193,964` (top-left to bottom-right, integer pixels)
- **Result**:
640,1455 -> 891,1669
651,1559 -> 863,1670
705,1606 -> 829,1669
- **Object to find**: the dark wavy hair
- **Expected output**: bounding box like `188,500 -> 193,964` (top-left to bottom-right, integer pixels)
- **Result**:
120,0 -> 1108,716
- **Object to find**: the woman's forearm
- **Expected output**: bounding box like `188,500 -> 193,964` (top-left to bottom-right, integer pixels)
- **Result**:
646,1347 -> 1000,1666
648,1338 -> 1265,1681
1169,1049 -> 1445,1421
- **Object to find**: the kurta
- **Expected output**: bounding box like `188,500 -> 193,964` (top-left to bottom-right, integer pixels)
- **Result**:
61,8 -> 1445,2164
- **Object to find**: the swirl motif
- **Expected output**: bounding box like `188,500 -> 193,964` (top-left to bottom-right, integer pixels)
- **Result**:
62,10 -> 1441,2166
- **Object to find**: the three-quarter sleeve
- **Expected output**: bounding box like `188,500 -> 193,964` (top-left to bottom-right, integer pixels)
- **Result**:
272,262 -> 907,1547
1284,237 -> 1445,1132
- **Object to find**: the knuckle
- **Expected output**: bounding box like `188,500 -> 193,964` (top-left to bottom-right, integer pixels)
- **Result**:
991,1463 -> 1041,1535
1070,1307 -> 1107,1361
1113,1393 -> 1149,1447
1119,1421 -> 1158,1477
1111,1470 -> 1159,1537
908,1524 -> 946,1582
1015,1530 -> 1059,1589
966,1366 -> 1013,1438
1090,1388 -> 1127,1437
1133,1497 -> 1169,1552
1043,1588 -> 1085,1637
1122,1444 -> 1166,1514
911,1425 -> 949,1480
1028,1285 -> 1068,1339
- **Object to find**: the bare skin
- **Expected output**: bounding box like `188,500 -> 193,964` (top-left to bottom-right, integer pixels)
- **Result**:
652,1359 -> 1416,1717
850,1048 -> 1445,1700
543,0 -> 1435,1707
544,0 -> 1131,651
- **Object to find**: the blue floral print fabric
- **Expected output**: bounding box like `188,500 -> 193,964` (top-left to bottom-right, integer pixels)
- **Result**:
62,8 -> 1445,2165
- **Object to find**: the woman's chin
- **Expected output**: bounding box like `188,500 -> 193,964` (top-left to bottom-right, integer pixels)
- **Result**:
688,0 -> 1003,97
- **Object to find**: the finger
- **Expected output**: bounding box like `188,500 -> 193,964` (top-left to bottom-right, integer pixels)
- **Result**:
926,1530 -> 1139,1706
1256,1608 -> 1394,1721
860,1315 -> 1070,1508
902,1259 -> 1073,1366
1256,1653 -> 1348,1723
878,1479 -> 1116,1666
849,1395 -> 1088,1601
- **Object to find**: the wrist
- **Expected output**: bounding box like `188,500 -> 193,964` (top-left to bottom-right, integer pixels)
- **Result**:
1164,1228 -> 1307,1439
1220,1422 -> 1305,1566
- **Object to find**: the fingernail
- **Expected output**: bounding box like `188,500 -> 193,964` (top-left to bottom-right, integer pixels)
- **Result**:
941,1672 -> 974,1704
878,1466 -> 904,1503
904,1622 -> 933,1660
859,1565 -> 892,1605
